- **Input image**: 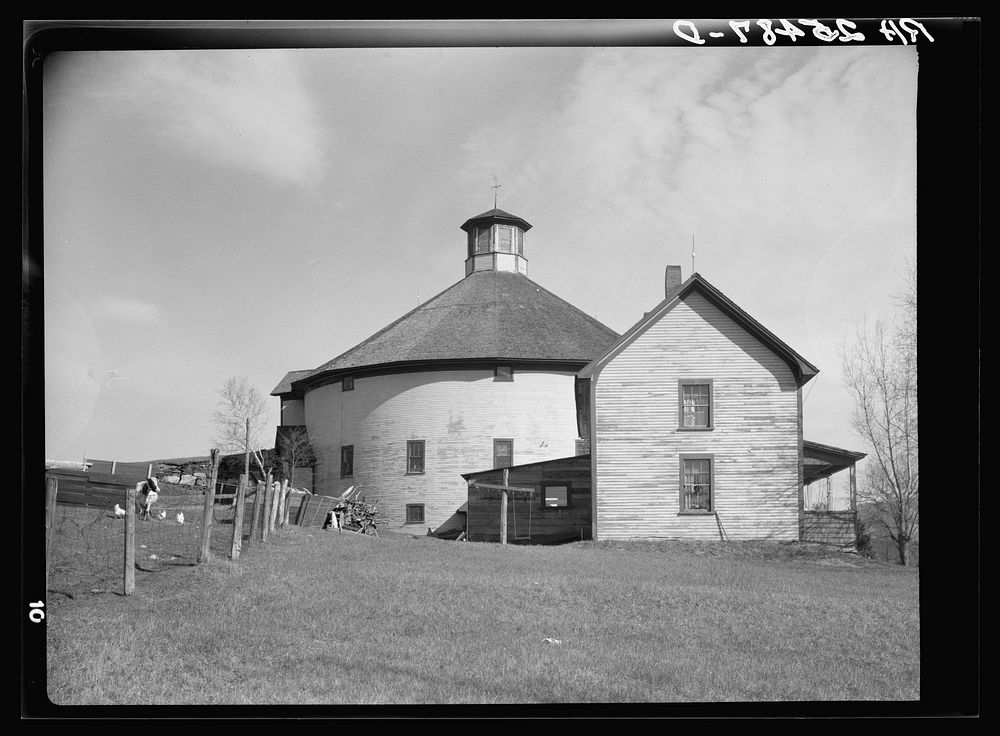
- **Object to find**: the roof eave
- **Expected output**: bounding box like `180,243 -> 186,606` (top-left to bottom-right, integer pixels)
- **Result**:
292,357 -> 593,393
578,273 -> 820,386
460,210 -> 533,232
803,439 -> 868,462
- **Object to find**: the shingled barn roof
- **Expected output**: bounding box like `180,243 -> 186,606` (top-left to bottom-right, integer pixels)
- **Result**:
290,270 -> 619,392
270,370 -> 316,396
460,208 -> 532,232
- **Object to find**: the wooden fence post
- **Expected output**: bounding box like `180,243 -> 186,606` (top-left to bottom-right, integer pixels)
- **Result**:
124,484 -> 136,596
199,448 -> 220,563
277,479 -> 289,528
45,475 -> 58,592
231,474 -> 247,560
249,479 -> 263,544
261,473 -> 273,542
268,478 -> 281,533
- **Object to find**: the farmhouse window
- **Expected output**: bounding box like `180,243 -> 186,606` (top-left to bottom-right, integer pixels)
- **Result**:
679,380 -> 713,429
494,365 -> 513,382
680,455 -> 714,513
407,440 -> 425,474
542,483 -> 570,509
406,504 -> 425,524
340,445 -> 354,478
343,376 -> 354,391
493,439 -> 513,469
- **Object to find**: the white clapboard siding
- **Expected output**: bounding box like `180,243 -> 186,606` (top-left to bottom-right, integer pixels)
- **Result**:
304,368 -> 580,532
594,291 -> 801,541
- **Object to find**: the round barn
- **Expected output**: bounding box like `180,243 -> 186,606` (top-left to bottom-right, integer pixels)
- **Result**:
271,208 -> 619,533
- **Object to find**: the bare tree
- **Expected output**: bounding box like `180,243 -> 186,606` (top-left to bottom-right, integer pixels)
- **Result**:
842,263 -> 918,565
213,376 -> 273,481
276,424 -> 316,490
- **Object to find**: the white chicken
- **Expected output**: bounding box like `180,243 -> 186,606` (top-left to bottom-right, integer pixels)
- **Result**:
157,510 -> 167,520
113,503 -> 125,518
175,512 -> 184,524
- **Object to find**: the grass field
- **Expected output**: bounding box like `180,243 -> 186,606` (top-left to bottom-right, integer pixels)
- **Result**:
44,525 -> 919,707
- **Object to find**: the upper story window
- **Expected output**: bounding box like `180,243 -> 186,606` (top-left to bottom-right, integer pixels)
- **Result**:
679,379 -> 713,429
680,455 -> 714,513
494,365 -> 513,382
407,440 -> 425,474
343,376 -> 355,391
493,439 -> 513,469
340,445 -> 354,478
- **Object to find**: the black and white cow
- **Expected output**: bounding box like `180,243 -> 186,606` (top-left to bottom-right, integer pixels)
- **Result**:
136,476 -> 160,520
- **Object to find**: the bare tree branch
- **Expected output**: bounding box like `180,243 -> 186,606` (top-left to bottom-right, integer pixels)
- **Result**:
276,425 -> 316,490
841,261 -> 918,565
213,376 -> 273,481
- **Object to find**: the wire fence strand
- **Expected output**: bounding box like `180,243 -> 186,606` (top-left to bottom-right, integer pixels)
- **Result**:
48,481 -> 307,595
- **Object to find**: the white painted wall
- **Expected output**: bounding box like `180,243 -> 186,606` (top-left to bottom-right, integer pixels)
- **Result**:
593,291 -> 801,541
302,368 -> 580,531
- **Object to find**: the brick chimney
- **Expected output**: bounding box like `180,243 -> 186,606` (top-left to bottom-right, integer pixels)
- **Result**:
665,265 -> 683,299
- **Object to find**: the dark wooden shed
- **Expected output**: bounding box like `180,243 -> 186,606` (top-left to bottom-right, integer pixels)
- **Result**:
461,454 -> 592,544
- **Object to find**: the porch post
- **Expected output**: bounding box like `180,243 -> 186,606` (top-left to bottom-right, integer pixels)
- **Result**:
849,462 -> 858,512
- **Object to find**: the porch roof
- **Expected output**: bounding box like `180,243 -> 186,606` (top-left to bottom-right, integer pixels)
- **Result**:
803,440 -> 867,484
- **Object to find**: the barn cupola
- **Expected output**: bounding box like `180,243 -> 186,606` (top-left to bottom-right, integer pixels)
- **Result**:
461,208 -> 532,278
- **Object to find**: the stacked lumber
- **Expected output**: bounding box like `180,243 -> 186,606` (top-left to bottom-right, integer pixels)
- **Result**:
297,486 -> 384,536
331,497 -> 383,536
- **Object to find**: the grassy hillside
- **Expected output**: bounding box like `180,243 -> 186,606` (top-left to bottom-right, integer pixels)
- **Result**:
45,530 -> 919,707
857,503 -> 919,566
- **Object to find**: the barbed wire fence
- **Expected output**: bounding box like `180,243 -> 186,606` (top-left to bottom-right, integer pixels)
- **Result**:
45,450 -> 307,598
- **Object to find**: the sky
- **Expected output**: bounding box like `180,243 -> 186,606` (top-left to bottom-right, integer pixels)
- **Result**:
40,27 -> 919,478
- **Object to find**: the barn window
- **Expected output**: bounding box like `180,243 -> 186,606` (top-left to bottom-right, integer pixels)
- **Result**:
343,376 -> 354,391
497,225 -> 513,253
407,440 -> 425,474
679,380 -> 713,429
406,504 -> 425,524
542,483 -> 570,509
340,445 -> 353,478
493,439 -> 513,469
494,365 -> 513,382
476,226 -> 491,254
680,455 -> 714,513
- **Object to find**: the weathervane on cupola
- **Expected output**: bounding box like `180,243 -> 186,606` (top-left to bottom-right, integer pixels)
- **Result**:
492,174 -> 501,209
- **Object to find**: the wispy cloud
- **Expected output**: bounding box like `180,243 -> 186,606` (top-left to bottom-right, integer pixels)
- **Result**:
88,50 -> 329,187
92,297 -> 166,325
461,46 -> 916,244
